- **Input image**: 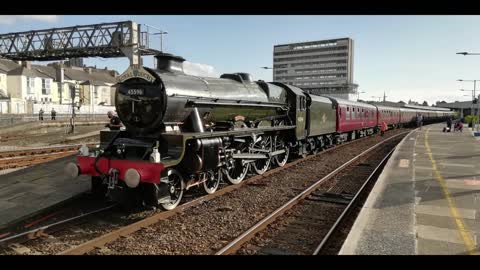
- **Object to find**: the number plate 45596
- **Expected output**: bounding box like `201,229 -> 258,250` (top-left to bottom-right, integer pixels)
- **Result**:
127,89 -> 144,95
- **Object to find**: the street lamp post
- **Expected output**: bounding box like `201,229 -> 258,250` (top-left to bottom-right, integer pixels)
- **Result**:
150,31 -> 168,52
144,24 -> 168,52
458,79 -> 480,130
371,96 -> 381,102
457,52 -> 480,56
476,91 -> 480,133
460,89 -> 475,120
456,51 -> 480,131
261,67 -> 273,81
357,91 -> 366,101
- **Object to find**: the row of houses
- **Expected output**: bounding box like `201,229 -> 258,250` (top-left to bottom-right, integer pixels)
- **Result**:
0,58 -> 118,114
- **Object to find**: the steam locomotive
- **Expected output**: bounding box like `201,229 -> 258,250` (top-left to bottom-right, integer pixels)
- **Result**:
65,53 -> 453,210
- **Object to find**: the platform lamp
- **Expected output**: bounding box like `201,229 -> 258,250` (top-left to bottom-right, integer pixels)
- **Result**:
456,51 -> 480,131
458,79 -> 479,130
371,96 -> 381,102
357,91 -> 366,101
145,23 -> 168,69
261,66 -> 274,82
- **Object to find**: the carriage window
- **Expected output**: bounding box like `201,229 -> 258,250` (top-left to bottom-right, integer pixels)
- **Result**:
346,107 -> 350,120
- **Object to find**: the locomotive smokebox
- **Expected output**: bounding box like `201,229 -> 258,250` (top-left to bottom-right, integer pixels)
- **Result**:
155,53 -> 185,73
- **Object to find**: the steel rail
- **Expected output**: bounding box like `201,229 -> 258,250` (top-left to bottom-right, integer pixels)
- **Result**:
312,147 -> 396,255
214,131 -> 409,255
0,204 -> 117,246
59,129 -> 395,255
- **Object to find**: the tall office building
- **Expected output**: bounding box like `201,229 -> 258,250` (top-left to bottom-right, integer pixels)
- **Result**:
273,38 -> 357,99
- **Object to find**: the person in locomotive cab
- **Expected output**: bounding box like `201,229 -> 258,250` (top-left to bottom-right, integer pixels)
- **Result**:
106,111 -> 122,130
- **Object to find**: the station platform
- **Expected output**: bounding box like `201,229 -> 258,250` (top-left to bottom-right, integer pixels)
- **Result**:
340,123 -> 480,255
0,156 -> 89,229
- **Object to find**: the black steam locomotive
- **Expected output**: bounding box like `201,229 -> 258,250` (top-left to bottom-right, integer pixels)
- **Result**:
65,53 -> 452,210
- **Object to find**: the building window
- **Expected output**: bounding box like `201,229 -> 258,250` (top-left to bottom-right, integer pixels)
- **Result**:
42,79 -> 51,95
27,77 -> 35,94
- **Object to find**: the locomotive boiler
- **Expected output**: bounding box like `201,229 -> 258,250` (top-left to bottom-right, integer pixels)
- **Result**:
116,54 -> 289,135
67,53 -> 296,210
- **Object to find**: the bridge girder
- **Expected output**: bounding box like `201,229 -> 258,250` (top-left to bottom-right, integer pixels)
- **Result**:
0,21 -> 159,65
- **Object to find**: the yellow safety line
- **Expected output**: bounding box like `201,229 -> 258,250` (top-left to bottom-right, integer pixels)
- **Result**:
424,128 -> 477,255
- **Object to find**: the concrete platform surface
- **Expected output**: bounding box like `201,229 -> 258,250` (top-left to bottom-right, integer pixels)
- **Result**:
0,155 -> 89,229
340,123 -> 480,255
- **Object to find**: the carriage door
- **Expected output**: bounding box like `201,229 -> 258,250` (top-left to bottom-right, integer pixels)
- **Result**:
296,95 -> 307,140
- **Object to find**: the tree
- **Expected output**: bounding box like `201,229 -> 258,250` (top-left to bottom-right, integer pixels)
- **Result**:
398,100 -> 406,104
422,101 -> 429,106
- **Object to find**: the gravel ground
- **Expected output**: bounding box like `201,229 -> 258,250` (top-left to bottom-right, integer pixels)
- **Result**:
93,129 -> 409,255
1,125 -> 104,147
235,137 -> 402,255
0,204 -> 158,255
0,129 -> 408,255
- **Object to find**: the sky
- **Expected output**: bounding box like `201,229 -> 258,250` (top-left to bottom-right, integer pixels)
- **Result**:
1,15 -> 480,105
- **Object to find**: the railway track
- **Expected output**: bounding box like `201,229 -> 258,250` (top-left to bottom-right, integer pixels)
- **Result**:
54,130 -> 409,255
0,144 -> 95,170
311,149 -> 391,255
0,129 -> 409,255
0,132 -> 62,143
0,203 -> 117,249
217,137 -> 399,255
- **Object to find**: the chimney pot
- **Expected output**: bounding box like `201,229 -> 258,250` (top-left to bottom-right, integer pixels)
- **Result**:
22,61 -> 32,69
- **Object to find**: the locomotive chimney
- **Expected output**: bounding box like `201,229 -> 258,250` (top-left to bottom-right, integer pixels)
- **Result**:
154,53 -> 185,73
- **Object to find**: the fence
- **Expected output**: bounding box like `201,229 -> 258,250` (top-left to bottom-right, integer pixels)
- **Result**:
32,104 -> 115,115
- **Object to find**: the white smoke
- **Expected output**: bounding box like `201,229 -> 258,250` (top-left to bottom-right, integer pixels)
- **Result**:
182,61 -> 219,78
0,15 -> 59,25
